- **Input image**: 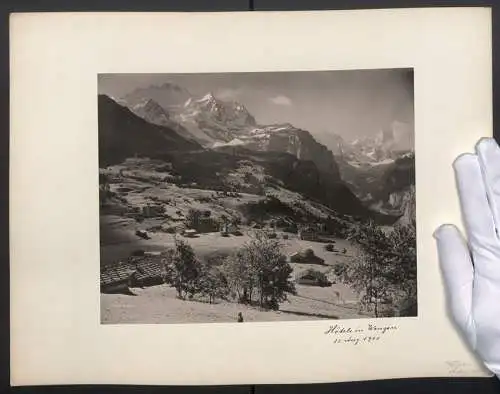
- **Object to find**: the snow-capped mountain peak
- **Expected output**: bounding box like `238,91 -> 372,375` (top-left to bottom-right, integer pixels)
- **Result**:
129,98 -> 170,126
134,98 -> 166,112
198,92 -> 217,103
333,120 -> 414,167
193,92 -> 226,117
181,91 -> 257,133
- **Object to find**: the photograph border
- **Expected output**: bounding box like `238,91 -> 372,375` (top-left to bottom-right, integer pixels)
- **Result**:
97,67 -> 417,326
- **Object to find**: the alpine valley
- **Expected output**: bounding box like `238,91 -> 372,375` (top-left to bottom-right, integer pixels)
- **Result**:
101,82 -> 414,225
98,80 -> 416,324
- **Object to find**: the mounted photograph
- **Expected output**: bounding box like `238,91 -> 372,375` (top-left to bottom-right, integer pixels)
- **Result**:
98,69 -> 416,324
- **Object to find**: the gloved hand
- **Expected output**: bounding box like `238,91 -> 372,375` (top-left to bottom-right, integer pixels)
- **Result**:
434,137 -> 500,379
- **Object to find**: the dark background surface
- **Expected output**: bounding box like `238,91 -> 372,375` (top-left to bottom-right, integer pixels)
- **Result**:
1,1 -> 499,393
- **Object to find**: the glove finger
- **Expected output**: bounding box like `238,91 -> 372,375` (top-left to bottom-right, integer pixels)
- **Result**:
434,224 -> 474,337
476,137 -> 500,238
453,153 -> 497,252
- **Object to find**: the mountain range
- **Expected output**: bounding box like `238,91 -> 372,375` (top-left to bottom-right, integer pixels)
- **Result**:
116,83 -> 344,184
317,120 -> 415,224
98,81 -> 415,224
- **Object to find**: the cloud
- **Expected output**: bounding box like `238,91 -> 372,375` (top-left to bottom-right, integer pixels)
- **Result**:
269,95 -> 292,106
216,88 -> 242,100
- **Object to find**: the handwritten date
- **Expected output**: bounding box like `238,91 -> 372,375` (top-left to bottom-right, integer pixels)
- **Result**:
324,323 -> 398,346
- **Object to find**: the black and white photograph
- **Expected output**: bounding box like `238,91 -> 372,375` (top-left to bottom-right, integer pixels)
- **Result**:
98,69 -> 416,324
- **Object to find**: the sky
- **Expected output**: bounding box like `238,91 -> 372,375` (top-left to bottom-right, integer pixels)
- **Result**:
98,68 -> 414,143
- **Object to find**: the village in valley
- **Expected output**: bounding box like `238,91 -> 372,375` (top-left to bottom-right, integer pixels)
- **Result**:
99,158 -> 367,323
99,70 -> 417,324
99,153 -> 415,324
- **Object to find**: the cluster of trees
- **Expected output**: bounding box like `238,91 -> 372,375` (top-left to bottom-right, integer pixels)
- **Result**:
221,232 -> 296,309
337,221 -> 417,317
162,231 -> 296,310
324,215 -> 350,239
185,209 -> 242,234
162,239 -> 227,303
242,196 -> 296,223
184,208 -> 221,233
185,208 -> 208,226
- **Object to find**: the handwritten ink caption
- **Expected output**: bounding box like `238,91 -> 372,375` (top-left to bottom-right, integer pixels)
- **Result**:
324,323 -> 399,346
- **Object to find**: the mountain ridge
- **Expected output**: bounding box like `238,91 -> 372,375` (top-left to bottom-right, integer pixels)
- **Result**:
121,88 -> 343,183
98,94 -> 201,167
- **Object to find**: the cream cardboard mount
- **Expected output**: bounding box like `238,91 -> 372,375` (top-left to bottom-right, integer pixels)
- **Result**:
9,7 -> 493,386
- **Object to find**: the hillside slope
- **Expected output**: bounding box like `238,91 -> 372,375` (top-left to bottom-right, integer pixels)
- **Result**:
98,94 -> 200,166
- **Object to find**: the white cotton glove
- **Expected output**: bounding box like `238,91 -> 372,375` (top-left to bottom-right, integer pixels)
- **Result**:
434,137 -> 500,379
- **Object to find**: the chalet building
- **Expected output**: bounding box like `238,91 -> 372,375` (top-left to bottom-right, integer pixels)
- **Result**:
136,230 -> 150,240
298,226 -> 318,241
131,258 -> 165,287
294,269 -> 330,287
295,272 -> 319,286
220,223 -> 239,234
100,256 -> 166,293
196,217 -> 219,233
183,229 -> 198,238
100,264 -> 137,293
290,249 -> 325,265
142,204 -> 165,218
